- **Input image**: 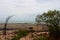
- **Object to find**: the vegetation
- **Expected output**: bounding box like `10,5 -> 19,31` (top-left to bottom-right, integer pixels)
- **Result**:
33,33 -> 48,40
12,30 -> 29,40
35,10 -> 60,40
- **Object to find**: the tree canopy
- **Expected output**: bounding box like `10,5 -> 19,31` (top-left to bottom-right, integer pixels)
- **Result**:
35,10 -> 60,24
35,10 -> 60,38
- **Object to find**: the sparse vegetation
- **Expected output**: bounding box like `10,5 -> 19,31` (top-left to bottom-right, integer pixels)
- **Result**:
11,30 -> 29,40
33,33 -> 48,40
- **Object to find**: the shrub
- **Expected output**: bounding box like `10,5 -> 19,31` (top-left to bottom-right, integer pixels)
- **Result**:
11,30 -> 29,40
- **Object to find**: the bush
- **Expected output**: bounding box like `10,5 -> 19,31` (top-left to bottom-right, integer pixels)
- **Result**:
12,30 -> 29,40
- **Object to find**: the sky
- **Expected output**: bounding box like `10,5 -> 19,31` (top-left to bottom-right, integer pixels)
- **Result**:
0,0 -> 60,23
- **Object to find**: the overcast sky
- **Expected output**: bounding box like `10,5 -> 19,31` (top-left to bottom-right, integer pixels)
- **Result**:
0,0 -> 60,23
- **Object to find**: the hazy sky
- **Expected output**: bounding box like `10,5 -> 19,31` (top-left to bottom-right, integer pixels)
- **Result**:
0,0 -> 60,23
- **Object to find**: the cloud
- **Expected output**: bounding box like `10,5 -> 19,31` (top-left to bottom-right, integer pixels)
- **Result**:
0,0 -> 60,23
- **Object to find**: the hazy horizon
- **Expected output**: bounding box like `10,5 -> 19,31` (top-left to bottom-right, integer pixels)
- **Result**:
0,0 -> 60,23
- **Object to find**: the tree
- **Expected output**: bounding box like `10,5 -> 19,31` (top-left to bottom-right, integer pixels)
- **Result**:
35,10 -> 60,40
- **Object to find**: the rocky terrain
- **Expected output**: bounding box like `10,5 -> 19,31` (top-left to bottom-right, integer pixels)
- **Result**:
0,23 -> 48,40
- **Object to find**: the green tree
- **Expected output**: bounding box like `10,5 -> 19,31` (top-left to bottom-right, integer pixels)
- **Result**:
35,10 -> 60,40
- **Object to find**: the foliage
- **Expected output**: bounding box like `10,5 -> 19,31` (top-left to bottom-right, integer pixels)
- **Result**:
33,33 -> 48,40
11,30 -> 29,40
35,10 -> 60,38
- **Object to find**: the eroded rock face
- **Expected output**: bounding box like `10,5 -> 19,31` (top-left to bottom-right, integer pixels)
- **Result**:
20,33 -> 33,40
0,31 -> 16,40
